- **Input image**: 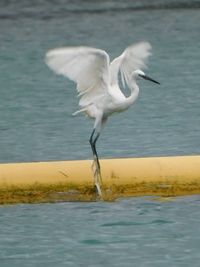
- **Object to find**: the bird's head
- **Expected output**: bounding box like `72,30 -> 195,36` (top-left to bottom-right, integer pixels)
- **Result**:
133,70 -> 160,85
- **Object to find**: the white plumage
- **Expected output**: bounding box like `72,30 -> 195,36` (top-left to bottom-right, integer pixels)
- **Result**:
45,42 -> 159,170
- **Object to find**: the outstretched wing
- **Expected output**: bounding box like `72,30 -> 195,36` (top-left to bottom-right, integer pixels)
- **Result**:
110,42 -> 151,88
45,47 -> 110,108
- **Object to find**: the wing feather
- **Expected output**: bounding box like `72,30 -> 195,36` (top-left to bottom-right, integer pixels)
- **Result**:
110,42 -> 152,88
45,47 -> 110,107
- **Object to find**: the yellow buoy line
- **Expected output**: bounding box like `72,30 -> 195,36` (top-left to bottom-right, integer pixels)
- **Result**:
0,155 -> 200,204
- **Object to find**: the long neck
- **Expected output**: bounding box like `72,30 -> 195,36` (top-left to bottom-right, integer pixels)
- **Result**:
124,80 -> 139,108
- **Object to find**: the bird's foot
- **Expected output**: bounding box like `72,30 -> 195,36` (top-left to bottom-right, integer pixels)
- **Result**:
91,158 -> 103,198
92,155 -> 101,171
94,180 -> 102,197
92,157 -> 102,185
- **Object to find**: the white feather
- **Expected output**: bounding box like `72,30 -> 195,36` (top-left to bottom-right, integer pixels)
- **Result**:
45,47 -> 110,109
110,42 -> 152,89
45,42 -> 153,119
45,42 -> 158,193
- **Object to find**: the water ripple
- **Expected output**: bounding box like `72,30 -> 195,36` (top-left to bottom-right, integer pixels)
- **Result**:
101,221 -> 147,227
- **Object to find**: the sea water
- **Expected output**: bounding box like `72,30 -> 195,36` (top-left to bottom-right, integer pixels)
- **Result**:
1,196 -> 200,267
0,0 -> 200,162
0,0 -> 200,266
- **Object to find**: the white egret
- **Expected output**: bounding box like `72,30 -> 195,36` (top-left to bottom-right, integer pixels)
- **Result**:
45,42 -> 160,193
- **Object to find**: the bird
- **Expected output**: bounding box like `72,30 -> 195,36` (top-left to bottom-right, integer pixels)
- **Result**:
45,42 -> 160,179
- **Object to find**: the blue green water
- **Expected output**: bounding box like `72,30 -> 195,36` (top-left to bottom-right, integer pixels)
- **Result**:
1,1 -> 200,266
1,196 -> 200,267
0,0 -> 200,162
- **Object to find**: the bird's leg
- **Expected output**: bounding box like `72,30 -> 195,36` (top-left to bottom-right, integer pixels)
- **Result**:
89,129 -> 102,196
90,129 -> 99,173
93,132 -> 103,187
89,129 -> 96,158
93,132 -> 100,170
89,130 -> 101,171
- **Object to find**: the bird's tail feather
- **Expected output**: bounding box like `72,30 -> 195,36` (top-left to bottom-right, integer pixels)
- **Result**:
72,108 -> 87,116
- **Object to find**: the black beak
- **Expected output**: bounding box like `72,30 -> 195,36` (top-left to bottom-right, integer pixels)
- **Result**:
139,74 -> 160,85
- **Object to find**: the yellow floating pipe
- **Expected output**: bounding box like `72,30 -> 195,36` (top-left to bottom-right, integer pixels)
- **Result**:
0,155 -> 200,204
